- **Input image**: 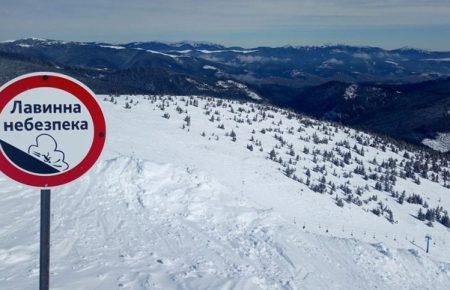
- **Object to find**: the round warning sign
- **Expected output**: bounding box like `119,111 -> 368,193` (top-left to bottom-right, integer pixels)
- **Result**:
0,72 -> 106,187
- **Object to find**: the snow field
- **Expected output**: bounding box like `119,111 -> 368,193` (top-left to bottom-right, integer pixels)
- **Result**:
1,94 -> 449,289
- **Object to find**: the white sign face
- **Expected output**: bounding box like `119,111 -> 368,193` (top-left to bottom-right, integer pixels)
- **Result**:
0,72 -> 106,187
0,88 -> 94,174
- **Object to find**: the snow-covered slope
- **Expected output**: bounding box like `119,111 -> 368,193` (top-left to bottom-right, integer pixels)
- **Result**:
423,133 -> 450,153
1,95 -> 449,289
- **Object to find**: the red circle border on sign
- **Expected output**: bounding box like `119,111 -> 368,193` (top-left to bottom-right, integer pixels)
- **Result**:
0,73 -> 106,188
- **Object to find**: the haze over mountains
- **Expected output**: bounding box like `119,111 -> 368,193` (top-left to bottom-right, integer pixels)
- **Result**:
1,38 -> 449,151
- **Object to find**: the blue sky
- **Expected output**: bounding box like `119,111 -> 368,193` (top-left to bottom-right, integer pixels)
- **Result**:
1,0 -> 450,50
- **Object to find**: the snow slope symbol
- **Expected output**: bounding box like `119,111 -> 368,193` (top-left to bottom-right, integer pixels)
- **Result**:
0,139 -> 60,174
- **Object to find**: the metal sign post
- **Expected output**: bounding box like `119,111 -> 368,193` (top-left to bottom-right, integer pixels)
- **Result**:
425,235 -> 432,253
40,189 -> 51,290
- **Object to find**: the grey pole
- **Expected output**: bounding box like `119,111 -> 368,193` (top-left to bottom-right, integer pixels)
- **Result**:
425,235 -> 432,253
40,189 -> 51,290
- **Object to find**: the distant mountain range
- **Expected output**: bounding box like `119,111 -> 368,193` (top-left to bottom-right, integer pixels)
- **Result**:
1,38 -> 450,151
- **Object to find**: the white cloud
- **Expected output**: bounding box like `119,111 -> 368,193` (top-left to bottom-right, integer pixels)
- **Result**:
319,58 -> 344,68
1,0 -> 450,49
236,55 -> 289,63
28,134 -> 69,171
353,52 -> 372,60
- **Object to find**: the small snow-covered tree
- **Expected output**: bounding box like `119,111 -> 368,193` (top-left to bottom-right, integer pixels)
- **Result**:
417,208 -> 425,221
269,149 -> 277,160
